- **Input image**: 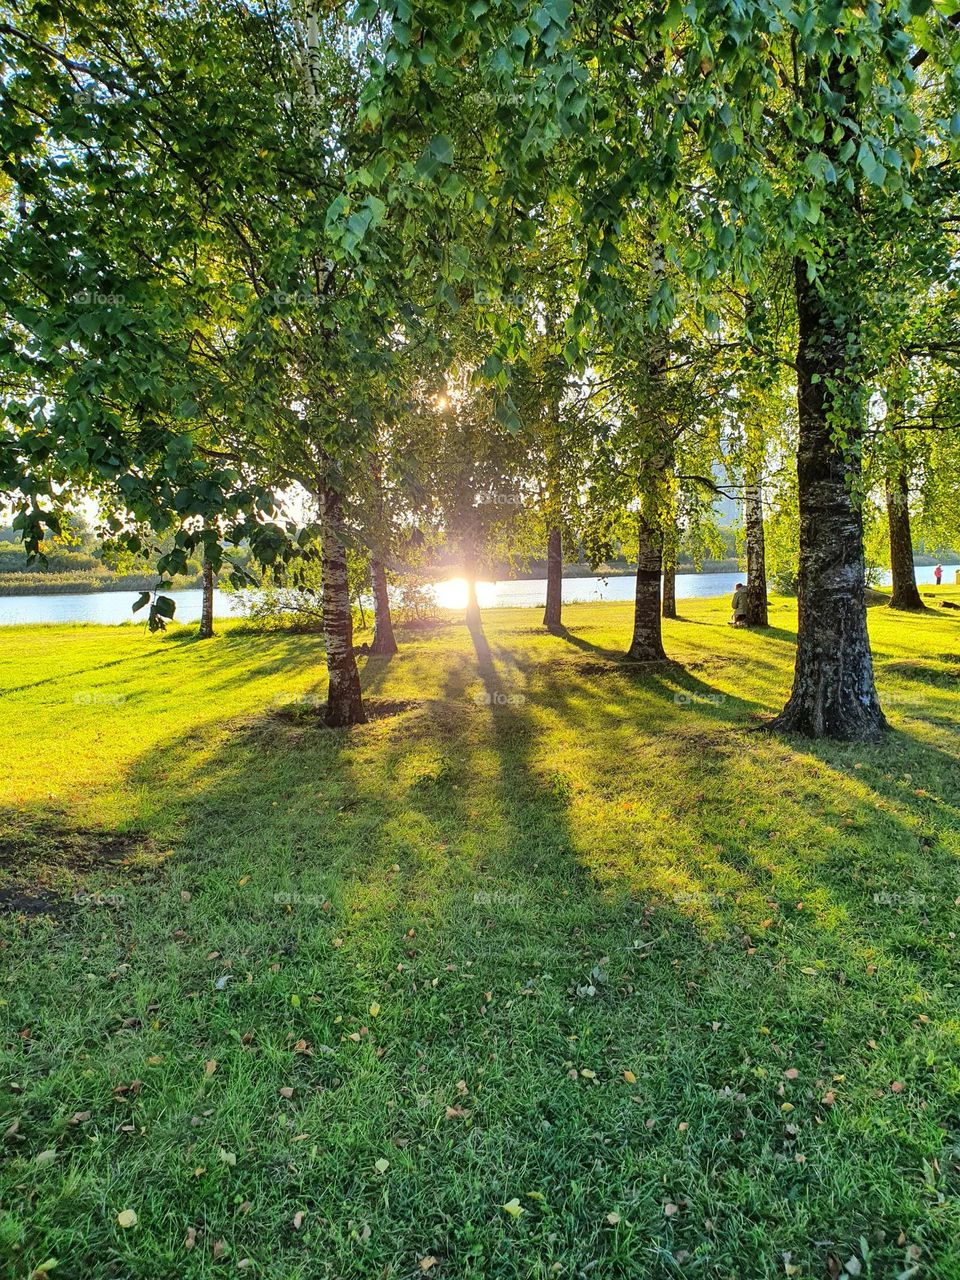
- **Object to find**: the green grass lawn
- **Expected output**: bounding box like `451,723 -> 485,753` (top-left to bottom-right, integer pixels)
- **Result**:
2,591 -> 960,1279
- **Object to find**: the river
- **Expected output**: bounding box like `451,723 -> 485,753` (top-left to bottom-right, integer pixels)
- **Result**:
0,566 -> 956,626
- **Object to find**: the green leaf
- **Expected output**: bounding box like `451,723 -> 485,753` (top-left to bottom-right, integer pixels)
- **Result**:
415,134 -> 455,180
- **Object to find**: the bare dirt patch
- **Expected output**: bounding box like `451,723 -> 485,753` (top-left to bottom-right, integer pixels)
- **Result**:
0,814 -> 157,917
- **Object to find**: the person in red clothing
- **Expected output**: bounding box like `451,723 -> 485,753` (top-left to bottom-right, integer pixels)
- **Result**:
934,563 -> 943,586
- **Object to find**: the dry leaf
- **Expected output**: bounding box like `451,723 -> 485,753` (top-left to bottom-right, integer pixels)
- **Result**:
664,1202 -> 679,1217
606,1212 -> 621,1225
279,1087 -> 294,1099
623,1070 -> 637,1084
369,1002 -> 381,1018
891,1081 -> 905,1093
374,1157 -> 390,1174
116,1209 -> 137,1229
292,1211 -> 304,1230
184,1226 -> 197,1251
420,1258 -> 438,1273
204,1060 -> 217,1077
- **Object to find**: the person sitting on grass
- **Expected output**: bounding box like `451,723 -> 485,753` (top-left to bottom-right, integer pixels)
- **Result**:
730,582 -> 747,627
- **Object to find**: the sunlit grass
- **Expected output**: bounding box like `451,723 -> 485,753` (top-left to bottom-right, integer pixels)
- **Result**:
1,591 -> 959,1278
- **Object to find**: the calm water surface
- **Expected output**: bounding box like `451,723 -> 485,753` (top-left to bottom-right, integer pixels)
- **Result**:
0,566 -> 956,626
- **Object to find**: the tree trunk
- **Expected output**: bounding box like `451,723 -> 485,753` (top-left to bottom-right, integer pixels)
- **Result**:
769,260 -> 885,740
742,465 -> 769,627
199,558 -> 215,639
661,525 -> 677,620
626,515 -> 667,661
543,526 -> 563,630
464,542 -> 481,628
885,468 -> 923,611
321,486 -> 366,727
369,558 -> 399,654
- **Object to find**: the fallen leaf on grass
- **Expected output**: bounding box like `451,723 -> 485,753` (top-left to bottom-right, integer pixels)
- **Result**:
369,1002 -> 381,1018
502,1199 -> 524,1218
663,1203 -> 679,1217
184,1227 -> 197,1251
218,1149 -> 236,1166
374,1158 -> 390,1174
891,1081 -> 905,1093
279,1087 -> 294,1099
784,1068 -> 799,1080
292,1211 -> 304,1230
212,1240 -> 226,1260
420,1257 -> 438,1273
204,1060 -> 217,1077
116,1209 -> 137,1229
623,1070 -> 637,1084
606,1212 -> 621,1225
34,1149 -> 57,1164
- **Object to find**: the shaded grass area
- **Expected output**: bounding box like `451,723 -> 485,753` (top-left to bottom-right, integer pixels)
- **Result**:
2,591 -> 960,1279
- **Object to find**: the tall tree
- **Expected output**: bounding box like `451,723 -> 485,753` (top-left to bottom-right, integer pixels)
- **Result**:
363,0 -> 958,738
